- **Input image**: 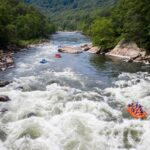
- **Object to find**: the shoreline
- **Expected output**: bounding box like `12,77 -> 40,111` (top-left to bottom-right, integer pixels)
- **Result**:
0,38 -> 50,71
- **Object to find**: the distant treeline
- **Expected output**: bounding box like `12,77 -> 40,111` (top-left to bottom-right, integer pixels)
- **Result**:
23,0 -> 116,31
83,0 -> 150,51
0,0 -> 56,50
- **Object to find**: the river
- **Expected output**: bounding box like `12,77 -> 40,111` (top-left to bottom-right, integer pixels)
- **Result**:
0,32 -> 150,150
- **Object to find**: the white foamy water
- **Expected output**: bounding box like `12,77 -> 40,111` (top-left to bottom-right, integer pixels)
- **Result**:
0,32 -> 150,150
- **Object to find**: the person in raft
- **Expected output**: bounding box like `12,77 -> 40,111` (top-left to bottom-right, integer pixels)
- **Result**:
128,103 -> 143,114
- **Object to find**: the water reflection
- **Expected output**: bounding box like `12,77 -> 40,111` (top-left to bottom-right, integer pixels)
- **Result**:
90,54 -> 150,75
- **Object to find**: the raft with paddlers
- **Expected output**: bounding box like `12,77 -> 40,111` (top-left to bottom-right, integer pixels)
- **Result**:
127,103 -> 148,119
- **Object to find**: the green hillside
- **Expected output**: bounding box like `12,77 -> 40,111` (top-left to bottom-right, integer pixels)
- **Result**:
24,0 -> 115,11
0,0 -> 56,50
24,0 -> 116,30
88,0 -> 150,51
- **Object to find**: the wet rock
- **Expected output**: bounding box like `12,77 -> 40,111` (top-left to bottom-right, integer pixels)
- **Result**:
80,44 -> 92,51
140,50 -> 147,57
0,52 -> 14,71
58,46 -> 83,54
106,39 -> 150,63
0,108 -> 8,113
87,46 -> 101,54
0,81 -> 10,87
0,96 -> 11,102
15,86 -> 24,90
27,112 -> 36,118
106,40 -> 141,59
0,130 -> 7,141
6,57 -> 14,66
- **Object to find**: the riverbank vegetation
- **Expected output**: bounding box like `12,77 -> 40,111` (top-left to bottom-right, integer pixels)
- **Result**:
85,0 -> 150,51
0,0 -> 56,51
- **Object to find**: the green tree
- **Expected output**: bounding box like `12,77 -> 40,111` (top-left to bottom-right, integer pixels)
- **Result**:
91,18 -> 115,49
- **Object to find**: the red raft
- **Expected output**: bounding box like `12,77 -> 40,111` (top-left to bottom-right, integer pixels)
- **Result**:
127,103 -> 148,119
55,53 -> 61,58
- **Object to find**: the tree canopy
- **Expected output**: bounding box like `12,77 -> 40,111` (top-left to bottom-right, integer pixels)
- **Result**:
0,0 -> 56,49
88,0 -> 150,51
24,0 -> 116,30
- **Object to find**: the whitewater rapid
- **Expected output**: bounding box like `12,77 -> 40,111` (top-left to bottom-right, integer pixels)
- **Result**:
0,32 -> 150,150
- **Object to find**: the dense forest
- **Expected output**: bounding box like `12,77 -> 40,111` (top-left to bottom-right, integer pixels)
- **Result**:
1,0 -> 150,52
25,0 -> 150,51
24,0 -> 116,30
0,0 -> 56,50
87,0 -> 150,51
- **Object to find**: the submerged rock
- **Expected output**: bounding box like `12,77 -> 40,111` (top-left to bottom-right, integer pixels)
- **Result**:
27,112 -> 36,118
0,129 -> 7,141
58,46 -> 83,54
0,96 -> 11,102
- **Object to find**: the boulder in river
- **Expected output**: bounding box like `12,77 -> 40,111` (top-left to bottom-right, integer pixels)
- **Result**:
80,44 -> 92,51
0,96 -> 11,102
58,46 -> 83,54
87,46 -> 101,54
0,81 -> 10,87
27,112 -> 37,118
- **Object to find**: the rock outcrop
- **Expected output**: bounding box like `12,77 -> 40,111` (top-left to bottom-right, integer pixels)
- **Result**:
106,40 -> 150,63
81,44 -> 92,51
80,44 -> 101,54
86,46 -> 101,54
106,40 -> 141,59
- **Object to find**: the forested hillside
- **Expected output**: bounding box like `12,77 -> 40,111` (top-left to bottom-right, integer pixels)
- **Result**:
88,0 -> 150,51
24,0 -> 116,30
0,0 -> 56,50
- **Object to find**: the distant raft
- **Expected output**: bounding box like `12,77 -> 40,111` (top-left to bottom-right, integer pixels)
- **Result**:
127,103 -> 148,119
40,59 -> 48,64
55,53 -> 61,58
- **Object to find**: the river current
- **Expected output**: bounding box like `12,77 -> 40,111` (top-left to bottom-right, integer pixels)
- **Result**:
0,32 -> 150,150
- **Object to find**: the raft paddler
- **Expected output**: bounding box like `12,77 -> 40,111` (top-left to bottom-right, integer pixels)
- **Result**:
127,102 -> 148,119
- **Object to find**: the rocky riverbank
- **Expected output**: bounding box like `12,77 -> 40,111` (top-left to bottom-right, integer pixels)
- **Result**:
0,39 -> 49,71
106,40 -> 150,64
58,40 -> 150,64
0,51 -> 14,71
